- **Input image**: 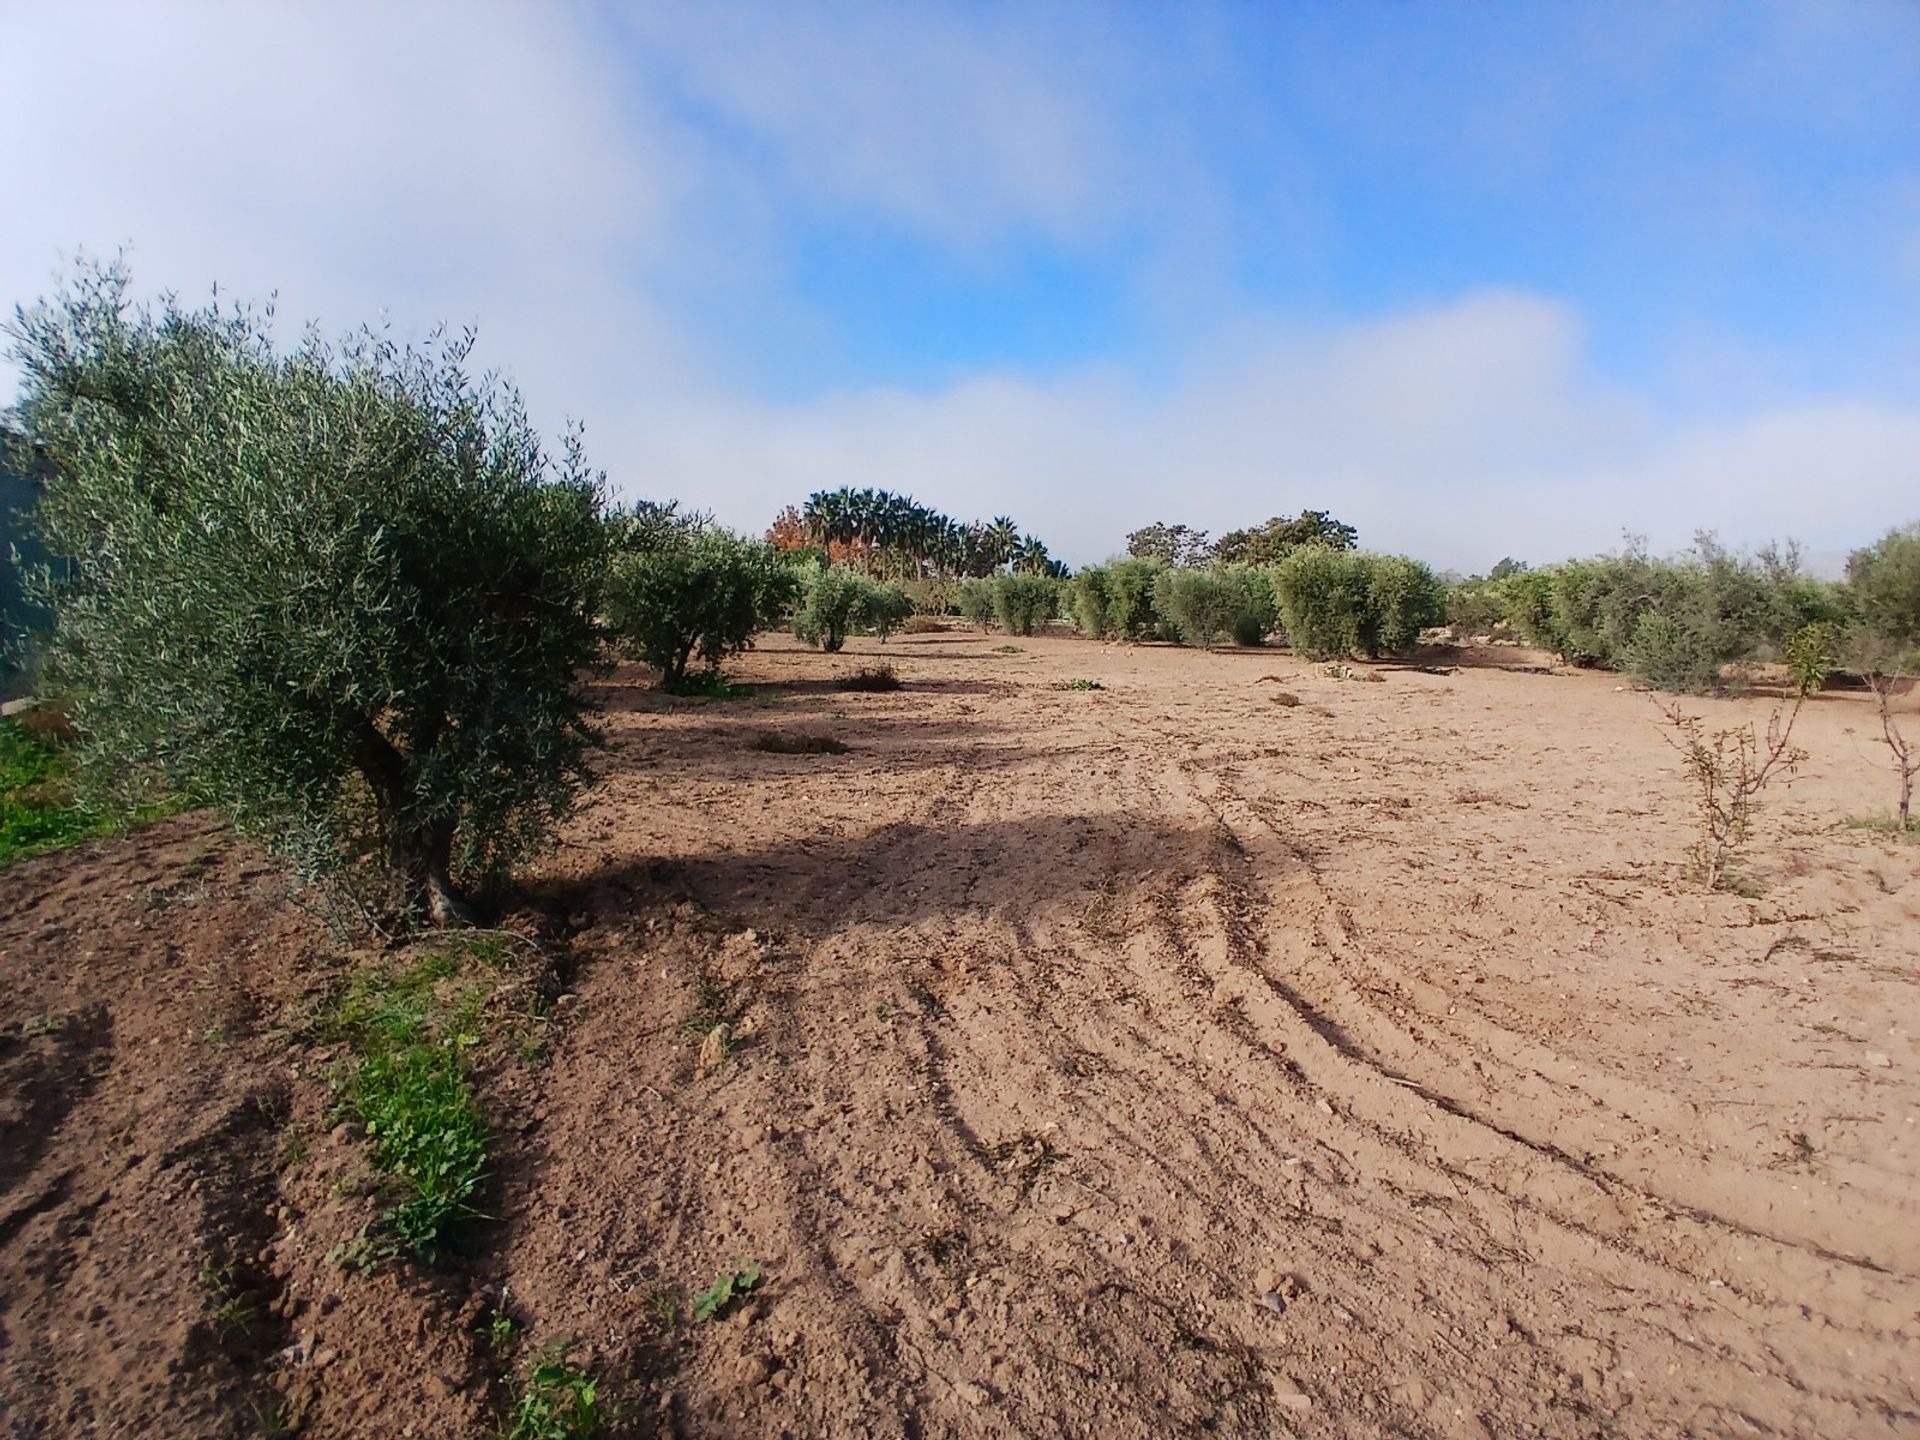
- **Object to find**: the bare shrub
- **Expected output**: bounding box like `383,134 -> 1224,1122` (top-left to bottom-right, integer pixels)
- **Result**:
1863,672 -> 1916,832
748,731 -> 849,755
1655,697 -> 1806,889
837,665 -> 901,693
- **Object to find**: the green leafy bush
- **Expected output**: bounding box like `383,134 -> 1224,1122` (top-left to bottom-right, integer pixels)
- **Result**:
1152,567 -> 1276,647
10,261 -> 605,926
854,581 -> 914,641
993,574 -> 1059,636
1506,538 -> 1837,691
1069,565 -> 1115,639
1364,556 -> 1445,655
605,527 -> 794,684
1270,547 -> 1371,659
1270,549 -> 1441,659
1104,557 -> 1168,640
792,565 -> 911,649
1785,621 -> 1841,696
956,578 -> 998,631
1847,524 -> 1920,652
792,565 -> 862,651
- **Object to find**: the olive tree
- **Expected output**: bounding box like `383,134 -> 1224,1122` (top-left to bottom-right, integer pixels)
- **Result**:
7,262 -> 607,927
605,525 -> 794,684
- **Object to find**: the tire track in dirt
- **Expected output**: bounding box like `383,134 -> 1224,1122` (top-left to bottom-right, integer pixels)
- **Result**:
1095,699 -> 1917,1435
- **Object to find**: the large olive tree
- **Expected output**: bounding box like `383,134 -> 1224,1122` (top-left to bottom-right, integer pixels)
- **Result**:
6,262 -> 607,927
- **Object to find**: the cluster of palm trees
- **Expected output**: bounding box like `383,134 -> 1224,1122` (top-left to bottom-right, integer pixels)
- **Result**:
798,488 -> 1065,578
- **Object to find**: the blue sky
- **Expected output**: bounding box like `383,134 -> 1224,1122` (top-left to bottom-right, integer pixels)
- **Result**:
4,0 -> 1917,570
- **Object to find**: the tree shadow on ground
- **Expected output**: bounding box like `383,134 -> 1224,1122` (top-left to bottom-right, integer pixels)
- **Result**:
545,811 -> 1216,936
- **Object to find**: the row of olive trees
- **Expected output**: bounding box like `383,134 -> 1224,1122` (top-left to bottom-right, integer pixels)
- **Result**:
1444,532 -> 1920,693
1069,550 -> 1444,659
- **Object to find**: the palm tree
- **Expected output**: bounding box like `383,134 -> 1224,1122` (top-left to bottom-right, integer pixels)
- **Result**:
987,516 -> 1019,569
1013,534 -> 1052,575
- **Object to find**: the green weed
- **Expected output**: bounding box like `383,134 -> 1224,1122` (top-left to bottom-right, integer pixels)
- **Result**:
693,1258 -> 762,1321
503,1349 -> 604,1440
1848,812 -> 1920,837
197,1263 -> 257,1336
1051,679 -> 1104,691
0,719 -> 113,867
321,946 -> 497,1265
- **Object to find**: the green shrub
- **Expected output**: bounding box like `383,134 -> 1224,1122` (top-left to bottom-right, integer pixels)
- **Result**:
1516,538 -> 1824,691
994,575 -> 1058,636
1785,621 -> 1841,696
1104,557 -> 1168,640
1622,609 -> 1724,694
1271,549 -> 1440,660
792,566 -> 912,649
1364,556 -> 1445,654
1152,567 -> 1276,647
1271,547 -> 1371,659
1445,579 -> 1510,636
1847,524 -> 1920,652
1503,568 -> 1565,652
605,528 -> 794,684
899,576 -> 957,616
854,582 -> 914,641
1069,565 -> 1115,639
956,578 -> 998,631
10,261 -> 605,926
793,565 -> 863,651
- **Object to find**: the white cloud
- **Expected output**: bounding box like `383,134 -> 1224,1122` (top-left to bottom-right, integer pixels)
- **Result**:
615,292 -> 1918,572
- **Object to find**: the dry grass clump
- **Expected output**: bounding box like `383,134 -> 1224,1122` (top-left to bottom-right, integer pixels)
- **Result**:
749,731 -> 851,756
1270,691 -> 1301,707
837,664 -> 902,692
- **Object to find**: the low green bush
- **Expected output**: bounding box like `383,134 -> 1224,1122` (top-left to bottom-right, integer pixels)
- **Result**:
1270,547 -> 1371,659
792,566 -> 916,650
1848,524 -> 1920,653
1502,538 -> 1845,692
605,528 -> 794,684
855,582 -> 914,641
994,575 -> 1059,636
1270,548 -> 1442,660
956,578 -> 998,631
1069,566 -> 1115,639
1104,557 -> 1167,640
1152,566 -> 1276,647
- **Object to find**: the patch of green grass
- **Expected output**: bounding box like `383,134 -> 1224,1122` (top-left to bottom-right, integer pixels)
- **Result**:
991,644 -> 1024,654
503,1349 -> 604,1440
0,719 -> 114,867
1051,678 -> 1104,691
693,1257 -> 762,1321
321,945 -> 498,1265
348,1038 -> 488,1262
1848,812 -> 1919,838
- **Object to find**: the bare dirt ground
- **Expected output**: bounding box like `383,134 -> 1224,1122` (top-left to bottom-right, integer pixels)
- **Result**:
3,629 -> 1917,1438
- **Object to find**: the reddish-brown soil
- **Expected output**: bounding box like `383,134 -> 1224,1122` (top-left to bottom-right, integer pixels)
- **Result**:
3,630 -> 1917,1438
